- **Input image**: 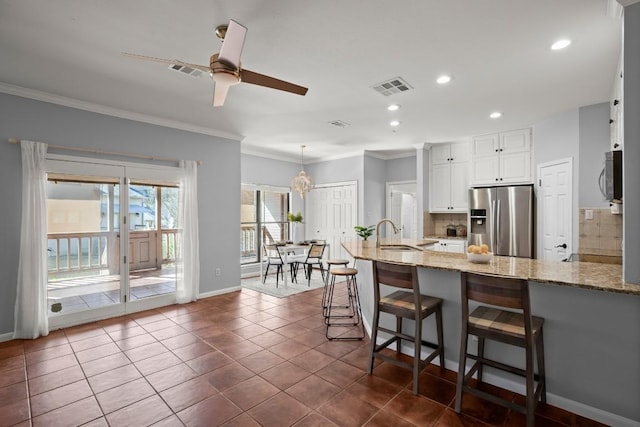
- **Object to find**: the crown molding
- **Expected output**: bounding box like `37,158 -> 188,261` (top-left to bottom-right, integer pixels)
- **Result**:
617,0 -> 640,6
0,82 -> 243,142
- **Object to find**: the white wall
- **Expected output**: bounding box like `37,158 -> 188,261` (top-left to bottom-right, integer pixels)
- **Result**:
578,102 -> 610,208
385,155 -> 417,182
533,108 -> 580,256
363,154 -> 386,229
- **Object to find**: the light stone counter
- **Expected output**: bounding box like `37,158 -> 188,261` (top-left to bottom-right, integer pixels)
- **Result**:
343,238 -> 640,295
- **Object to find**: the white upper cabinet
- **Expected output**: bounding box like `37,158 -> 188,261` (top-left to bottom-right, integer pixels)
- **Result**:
610,54 -> 623,151
430,142 -> 469,212
470,128 -> 532,186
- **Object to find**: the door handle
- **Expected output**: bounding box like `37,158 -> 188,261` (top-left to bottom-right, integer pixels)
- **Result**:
555,243 -> 567,249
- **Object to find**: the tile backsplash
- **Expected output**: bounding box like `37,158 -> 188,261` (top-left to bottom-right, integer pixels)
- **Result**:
579,208 -> 622,257
424,212 -> 467,237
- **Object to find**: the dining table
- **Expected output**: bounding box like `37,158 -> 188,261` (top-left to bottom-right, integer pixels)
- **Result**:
261,242 -> 310,288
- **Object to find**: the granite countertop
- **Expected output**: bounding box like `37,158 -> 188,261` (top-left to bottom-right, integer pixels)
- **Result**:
343,238 -> 640,296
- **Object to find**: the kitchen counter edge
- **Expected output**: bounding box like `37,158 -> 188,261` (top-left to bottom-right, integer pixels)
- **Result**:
342,239 -> 640,296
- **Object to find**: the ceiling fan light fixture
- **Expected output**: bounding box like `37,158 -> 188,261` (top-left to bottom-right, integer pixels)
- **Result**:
291,145 -> 313,199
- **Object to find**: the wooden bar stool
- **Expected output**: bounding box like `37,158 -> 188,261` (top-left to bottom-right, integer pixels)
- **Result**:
368,261 -> 445,395
323,259 -> 350,317
325,266 -> 365,340
455,272 -> 546,427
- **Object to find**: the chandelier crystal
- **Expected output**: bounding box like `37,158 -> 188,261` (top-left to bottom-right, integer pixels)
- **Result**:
291,145 -> 313,199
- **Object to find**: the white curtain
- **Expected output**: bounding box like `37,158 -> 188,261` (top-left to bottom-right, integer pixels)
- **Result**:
176,160 -> 200,303
14,140 -> 49,339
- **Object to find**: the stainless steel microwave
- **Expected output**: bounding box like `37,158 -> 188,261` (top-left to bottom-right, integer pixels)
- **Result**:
602,151 -> 622,201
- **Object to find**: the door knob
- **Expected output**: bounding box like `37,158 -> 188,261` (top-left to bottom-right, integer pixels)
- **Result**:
555,243 -> 567,249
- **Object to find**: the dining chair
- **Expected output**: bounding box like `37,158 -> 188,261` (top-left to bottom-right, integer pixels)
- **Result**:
295,242 -> 326,286
262,244 -> 297,287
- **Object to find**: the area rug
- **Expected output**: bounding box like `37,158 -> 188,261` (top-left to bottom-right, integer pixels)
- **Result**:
241,272 -> 326,298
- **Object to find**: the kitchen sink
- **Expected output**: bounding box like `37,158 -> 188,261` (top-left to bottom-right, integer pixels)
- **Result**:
379,245 -> 421,252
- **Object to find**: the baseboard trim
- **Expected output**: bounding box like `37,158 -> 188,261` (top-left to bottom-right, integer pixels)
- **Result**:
0,332 -> 15,343
198,285 -> 241,299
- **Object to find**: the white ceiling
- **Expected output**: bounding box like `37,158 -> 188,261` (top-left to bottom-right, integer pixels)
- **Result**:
0,0 -> 622,163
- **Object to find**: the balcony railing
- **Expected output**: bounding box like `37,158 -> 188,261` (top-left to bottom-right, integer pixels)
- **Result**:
48,229 -> 178,275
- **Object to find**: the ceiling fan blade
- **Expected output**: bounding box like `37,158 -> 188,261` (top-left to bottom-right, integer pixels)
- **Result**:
240,69 -> 308,96
213,82 -> 231,107
122,52 -> 211,73
218,20 -> 247,68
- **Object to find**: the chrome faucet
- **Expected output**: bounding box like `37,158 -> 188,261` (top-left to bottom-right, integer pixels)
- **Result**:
376,218 -> 400,248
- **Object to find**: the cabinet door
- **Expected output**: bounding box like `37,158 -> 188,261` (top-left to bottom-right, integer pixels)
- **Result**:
445,241 -> 466,253
450,161 -> 469,211
499,151 -> 531,184
471,134 -> 499,157
431,144 -> 451,164
471,156 -> 500,186
450,142 -> 470,163
430,163 -> 452,212
500,129 -> 530,153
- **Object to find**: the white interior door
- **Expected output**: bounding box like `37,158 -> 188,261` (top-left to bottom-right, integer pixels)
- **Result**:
306,182 -> 357,260
386,181 -> 417,239
538,159 -> 573,261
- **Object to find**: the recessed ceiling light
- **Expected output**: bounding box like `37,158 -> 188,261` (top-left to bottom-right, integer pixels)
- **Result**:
436,75 -> 452,84
390,120 -> 401,127
551,39 -> 571,50
489,112 -> 502,119
387,104 -> 400,111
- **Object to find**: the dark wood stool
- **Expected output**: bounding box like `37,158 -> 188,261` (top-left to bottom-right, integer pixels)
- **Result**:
325,267 -> 364,340
368,261 -> 445,395
455,272 -> 546,427
323,259 -> 350,317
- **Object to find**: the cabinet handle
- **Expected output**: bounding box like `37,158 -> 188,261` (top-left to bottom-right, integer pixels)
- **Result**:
500,178 -> 503,181
499,148 -> 503,152
495,178 -> 499,181
495,149 -> 499,152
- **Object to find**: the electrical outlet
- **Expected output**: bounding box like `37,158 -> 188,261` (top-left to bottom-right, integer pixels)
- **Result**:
215,268 -> 221,276
585,209 -> 593,220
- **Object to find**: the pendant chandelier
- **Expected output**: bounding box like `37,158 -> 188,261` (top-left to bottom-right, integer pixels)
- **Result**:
291,145 -> 313,199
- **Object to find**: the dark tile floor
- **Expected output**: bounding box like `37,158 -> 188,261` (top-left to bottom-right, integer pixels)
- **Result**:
0,283 -> 607,426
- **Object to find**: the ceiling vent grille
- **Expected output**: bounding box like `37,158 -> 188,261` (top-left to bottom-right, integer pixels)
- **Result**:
328,120 -> 350,128
169,64 -> 204,78
371,77 -> 413,96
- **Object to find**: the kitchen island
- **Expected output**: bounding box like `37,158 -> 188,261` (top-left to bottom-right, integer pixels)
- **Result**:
342,239 -> 640,426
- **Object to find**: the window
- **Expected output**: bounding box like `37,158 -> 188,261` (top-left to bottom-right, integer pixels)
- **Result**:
241,185 -> 290,264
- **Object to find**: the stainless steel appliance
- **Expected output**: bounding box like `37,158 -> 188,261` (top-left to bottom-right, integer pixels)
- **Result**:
468,185 -> 534,258
600,150 -> 622,201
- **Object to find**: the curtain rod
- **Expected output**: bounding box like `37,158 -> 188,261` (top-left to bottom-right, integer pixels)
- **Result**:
7,138 -> 202,165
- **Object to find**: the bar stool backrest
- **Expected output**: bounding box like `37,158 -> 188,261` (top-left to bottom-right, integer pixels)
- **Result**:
374,261 -> 416,290
462,272 -> 529,310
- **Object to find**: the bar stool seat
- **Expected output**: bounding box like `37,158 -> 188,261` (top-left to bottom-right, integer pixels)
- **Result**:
325,267 -> 364,341
455,272 -> 546,427
368,261 -> 445,395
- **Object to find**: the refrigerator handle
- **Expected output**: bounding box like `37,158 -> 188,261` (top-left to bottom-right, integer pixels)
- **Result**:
495,199 -> 501,252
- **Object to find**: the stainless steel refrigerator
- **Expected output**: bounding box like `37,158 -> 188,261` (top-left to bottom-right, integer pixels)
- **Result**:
467,185 -> 534,258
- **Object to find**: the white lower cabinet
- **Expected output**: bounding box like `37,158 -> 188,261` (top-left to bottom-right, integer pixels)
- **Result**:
428,239 -> 467,253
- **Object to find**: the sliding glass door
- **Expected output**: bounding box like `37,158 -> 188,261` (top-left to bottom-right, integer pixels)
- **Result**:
46,158 -> 180,329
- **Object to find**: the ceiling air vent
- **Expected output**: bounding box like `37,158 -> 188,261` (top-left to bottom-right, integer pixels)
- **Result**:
371,77 -> 413,96
328,120 -> 350,128
169,64 -> 204,78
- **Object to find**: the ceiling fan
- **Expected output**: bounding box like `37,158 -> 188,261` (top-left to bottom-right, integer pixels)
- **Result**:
123,19 -> 308,107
